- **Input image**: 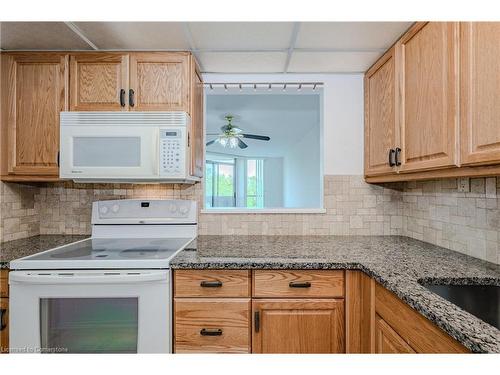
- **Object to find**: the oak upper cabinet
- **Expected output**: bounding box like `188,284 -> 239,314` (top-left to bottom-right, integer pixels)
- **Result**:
190,68 -> 204,178
69,53 -> 128,111
375,315 -> 415,353
3,53 -> 68,177
129,52 -> 190,111
460,22 -> 500,166
397,22 -> 459,172
252,299 -> 345,353
364,47 -> 398,176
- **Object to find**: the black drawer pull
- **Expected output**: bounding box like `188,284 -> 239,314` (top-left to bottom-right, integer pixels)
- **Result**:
200,328 -> 223,336
0,309 -> 6,331
289,281 -> 311,288
200,280 -> 223,288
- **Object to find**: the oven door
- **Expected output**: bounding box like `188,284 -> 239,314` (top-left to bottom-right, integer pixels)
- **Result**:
59,124 -> 159,180
9,270 -> 170,354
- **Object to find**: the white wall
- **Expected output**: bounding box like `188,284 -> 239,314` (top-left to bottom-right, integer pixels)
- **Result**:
203,73 -> 365,175
263,157 -> 283,207
283,125 -> 321,208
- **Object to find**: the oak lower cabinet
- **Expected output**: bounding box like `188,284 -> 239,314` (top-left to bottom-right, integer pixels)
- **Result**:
174,298 -> 251,353
0,270 -> 9,354
374,282 -> 468,353
375,315 -> 415,353
1,53 -> 68,179
252,299 -> 345,353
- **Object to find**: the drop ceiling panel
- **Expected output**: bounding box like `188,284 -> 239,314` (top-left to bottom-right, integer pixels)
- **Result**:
198,52 -> 287,73
74,22 -> 189,50
296,22 -> 412,49
188,22 -> 294,50
288,51 -> 382,73
0,22 -> 93,50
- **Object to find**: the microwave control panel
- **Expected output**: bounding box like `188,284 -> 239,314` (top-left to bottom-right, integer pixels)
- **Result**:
159,128 -> 185,176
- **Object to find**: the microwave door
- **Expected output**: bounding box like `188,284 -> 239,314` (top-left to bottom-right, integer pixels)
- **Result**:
60,125 -> 158,179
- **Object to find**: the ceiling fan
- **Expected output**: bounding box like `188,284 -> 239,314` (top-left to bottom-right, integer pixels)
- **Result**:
206,115 -> 271,149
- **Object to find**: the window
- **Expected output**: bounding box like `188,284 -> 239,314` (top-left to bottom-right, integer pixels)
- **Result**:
205,159 -> 235,208
204,87 -> 323,211
205,157 -> 264,209
246,159 -> 264,208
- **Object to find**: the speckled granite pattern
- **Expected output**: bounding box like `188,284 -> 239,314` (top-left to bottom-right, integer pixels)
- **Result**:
172,235 -> 500,353
0,235 -> 89,269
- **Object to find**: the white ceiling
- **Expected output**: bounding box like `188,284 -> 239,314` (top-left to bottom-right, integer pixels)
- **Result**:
0,21 -> 412,73
206,94 -> 320,158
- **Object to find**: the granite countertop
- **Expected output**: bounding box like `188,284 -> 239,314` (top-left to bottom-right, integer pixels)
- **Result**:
172,235 -> 500,353
0,235 -> 90,269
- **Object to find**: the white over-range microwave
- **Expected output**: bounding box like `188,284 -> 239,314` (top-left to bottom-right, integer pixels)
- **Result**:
60,111 -> 200,183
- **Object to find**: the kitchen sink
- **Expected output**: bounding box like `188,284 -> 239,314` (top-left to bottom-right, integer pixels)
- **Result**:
420,282 -> 500,330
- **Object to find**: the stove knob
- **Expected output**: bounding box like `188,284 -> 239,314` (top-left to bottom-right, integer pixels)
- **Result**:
169,204 -> 177,213
111,204 -> 120,213
179,206 -> 189,214
99,205 -> 109,215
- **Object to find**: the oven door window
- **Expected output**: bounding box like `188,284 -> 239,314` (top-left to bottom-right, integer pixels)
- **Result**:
40,298 -> 138,353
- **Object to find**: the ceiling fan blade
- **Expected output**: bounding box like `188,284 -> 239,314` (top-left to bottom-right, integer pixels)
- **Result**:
241,134 -> 271,141
206,139 -> 216,146
238,139 -> 248,149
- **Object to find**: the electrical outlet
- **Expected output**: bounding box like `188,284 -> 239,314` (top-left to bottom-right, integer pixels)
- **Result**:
458,178 -> 470,193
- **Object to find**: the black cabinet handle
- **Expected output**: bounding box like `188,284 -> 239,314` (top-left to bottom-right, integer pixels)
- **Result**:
129,89 -> 135,107
388,149 -> 396,167
0,309 -> 6,331
395,147 -> 402,166
120,89 -> 126,107
200,328 -> 222,336
254,311 -> 260,332
200,280 -> 223,288
56,151 -> 60,167
289,281 -> 311,288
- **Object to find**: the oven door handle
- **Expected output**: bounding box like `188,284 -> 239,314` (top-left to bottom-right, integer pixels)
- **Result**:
9,271 -> 168,285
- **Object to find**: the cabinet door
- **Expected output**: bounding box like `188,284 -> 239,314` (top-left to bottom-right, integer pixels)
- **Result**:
70,53 -> 128,111
375,315 -> 415,353
460,22 -> 500,166
190,67 -> 204,178
6,53 -> 68,176
0,298 -> 8,354
252,299 -> 344,353
398,22 -> 459,172
364,47 -> 399,176
129,53 -> 190,112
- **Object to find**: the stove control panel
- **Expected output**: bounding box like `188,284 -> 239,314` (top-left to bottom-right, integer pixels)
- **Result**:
92,199 -> 197,225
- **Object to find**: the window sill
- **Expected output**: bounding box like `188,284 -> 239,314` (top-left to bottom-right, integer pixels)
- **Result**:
200,208 -> 327,214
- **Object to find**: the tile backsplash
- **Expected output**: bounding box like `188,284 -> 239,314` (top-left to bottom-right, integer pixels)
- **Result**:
0,175 -> 498,264
0,181 -> 40,242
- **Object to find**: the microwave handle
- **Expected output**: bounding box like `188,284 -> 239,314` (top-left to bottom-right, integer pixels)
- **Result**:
9,271 -> 168,285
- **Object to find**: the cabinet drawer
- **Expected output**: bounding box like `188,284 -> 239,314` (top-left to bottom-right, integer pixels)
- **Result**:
174,270 -> 250,297
174,298 -> 250,353
0,270 -> 8,298
253,270 -> 344,298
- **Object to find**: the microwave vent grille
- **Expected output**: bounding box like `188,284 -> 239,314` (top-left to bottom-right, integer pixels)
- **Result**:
60,111 -> 190,126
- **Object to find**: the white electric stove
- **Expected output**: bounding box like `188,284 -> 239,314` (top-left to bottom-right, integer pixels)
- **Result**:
9,199 -> 197,354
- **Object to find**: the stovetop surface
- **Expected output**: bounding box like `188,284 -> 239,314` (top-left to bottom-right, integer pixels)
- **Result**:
10,237 -> 194,269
